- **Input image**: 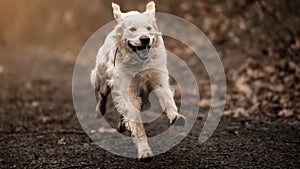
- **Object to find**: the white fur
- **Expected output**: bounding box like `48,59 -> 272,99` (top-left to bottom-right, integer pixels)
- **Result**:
90,1 -> 185,161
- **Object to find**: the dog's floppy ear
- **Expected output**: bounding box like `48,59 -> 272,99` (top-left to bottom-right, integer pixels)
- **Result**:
113,23 -> 123,42
145,1 -> 155,14
112,2 -> 123,20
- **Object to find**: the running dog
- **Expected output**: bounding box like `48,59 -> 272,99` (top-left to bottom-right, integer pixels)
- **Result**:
90,1 -> 185,161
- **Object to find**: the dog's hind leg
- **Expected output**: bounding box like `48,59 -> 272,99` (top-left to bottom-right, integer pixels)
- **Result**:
91,66 -> 112,117
117,90 -> 141,133
95,86 -> 111,118
117,114 -> 126,133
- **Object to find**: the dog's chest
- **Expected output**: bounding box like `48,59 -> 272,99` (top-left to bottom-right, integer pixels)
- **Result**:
116,55 -> 167,93
132,68 -> 163,91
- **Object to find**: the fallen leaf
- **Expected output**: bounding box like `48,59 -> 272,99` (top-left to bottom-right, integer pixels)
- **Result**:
58,138 -> 66,145
278,109 -> 294,117
97,127 -> 116,133
236,77 -> 252,97
199,99 -> 211,107
31,101 -> 39,108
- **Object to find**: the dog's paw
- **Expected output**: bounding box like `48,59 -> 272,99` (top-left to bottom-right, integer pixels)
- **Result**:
117,121 -> 126,133
139,149 -> 153,162
138,142 -> 153,162
139,152 -> 153,162
171,115 -> 186,126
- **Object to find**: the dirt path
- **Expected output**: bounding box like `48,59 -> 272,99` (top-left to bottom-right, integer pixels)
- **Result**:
0,46 -> 299,168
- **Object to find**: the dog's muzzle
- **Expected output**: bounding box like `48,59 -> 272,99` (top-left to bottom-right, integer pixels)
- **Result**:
128,36 -> 152,61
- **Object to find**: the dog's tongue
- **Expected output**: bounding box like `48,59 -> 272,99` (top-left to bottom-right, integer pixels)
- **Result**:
136,49 -> 149,60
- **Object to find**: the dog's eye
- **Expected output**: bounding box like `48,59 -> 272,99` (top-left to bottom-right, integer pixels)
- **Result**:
147,26 -> 152,31
129,27 -> 136,31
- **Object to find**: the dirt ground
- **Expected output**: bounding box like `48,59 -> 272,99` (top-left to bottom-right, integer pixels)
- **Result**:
0,0 -> 299,168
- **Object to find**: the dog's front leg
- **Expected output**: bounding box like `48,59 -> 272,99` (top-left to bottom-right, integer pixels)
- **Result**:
112,85 -> 153,161
126,111 -> 153,162
129,90 -> 153,161
153,86 -> 186,126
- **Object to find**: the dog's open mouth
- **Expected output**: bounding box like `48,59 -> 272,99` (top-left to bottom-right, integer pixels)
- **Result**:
128,42 -> 151,60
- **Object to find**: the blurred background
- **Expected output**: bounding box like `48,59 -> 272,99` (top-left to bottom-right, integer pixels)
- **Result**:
0,0 -> 299,168
1,0 -> 299,54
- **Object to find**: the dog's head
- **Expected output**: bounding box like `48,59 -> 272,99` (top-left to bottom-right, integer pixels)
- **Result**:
112,2 -> 158,61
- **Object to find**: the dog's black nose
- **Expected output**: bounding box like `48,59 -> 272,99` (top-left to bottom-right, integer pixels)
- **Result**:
140,36 -> 150,45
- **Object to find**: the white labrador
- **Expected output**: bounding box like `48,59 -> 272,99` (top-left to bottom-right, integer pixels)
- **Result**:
90,1 -> 185,161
